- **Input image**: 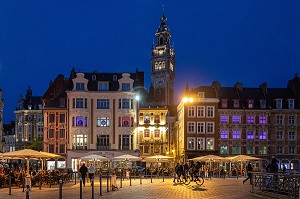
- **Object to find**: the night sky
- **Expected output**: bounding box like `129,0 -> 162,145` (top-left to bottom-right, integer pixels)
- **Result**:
1,0 -> 300,123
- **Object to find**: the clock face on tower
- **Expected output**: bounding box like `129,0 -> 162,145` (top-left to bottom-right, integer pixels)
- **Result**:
155,61 -> 165,70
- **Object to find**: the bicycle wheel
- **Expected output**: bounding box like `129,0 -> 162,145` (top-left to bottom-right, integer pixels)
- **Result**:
195,176 -> 204,186
184,176 -> 191,185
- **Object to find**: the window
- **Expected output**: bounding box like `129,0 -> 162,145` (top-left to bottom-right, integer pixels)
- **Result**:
76,83 -> 85,90
119,135 -> 131,150
206,138 -> 214,150
259,116 -> 267,124
288,115 -> 295,125
260,100 -> 266,109
198,92 -> 205,98
276,132 -> 283,140
206,122 -> 214,134
259,146 -> 267,155
188,106 -> 196,117
49,129 -> 55,138
144,115 -> 150,123
221,99 -> 227,108
74,116 -> 87,127
92,75 -> 96,81
97,99 -> 110,109
97,117 -> 110,127
220,146 -> 228,155
232,116 -> 241,124
122,83 -> 131,91
154,129 -> 160,138
187,122 -> 196,133
259,132 -> 267,140
248,100 -> 254,108
154,115 -> 160,123
98,82 -> 109,91
220,130 -> 228,139
49,144 -> 55,153
247,132 -> 254,139
288,146 -> 295,154
49,114 -> 55,123
197,106 -> 205,118
247,116 -> 255,124
276,115 -> 283,125
59,114 -> 65,123
197,122 -> 205,134
233,99 -> 239,108
276,99 -> 282,109
37,115 -> 43,122
144,129 -> 150,138
59,144 -> 65,154
288,131 -> 295,140
232,146 -> 240,155
120,116 -> 133,127
97,135 -> 110,150
113,75 -> 117,81
76,98 -> 84,108
72,134 -> 88,150
220,115 -> 228,123
119,99 -> 132,109
288,99 -> 295,109
187,138 -> 195,150
197,138 -> 205,150
276,146 -> 283,154
246,147 -> 254,155
59,129 -> 65,138
232,131 -> 241,139
207,106 -> 215,118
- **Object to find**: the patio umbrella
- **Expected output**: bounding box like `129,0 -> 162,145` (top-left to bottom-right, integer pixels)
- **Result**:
227,155 -> 261,162
192,155 -> 226,162
1,149 -> 53,174
112,154 -> 140,161
80,154 -> 109,161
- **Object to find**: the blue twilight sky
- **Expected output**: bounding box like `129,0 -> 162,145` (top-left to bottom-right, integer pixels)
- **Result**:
0,0 -> 300,123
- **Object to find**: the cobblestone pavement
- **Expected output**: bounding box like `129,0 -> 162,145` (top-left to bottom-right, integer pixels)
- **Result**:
0,177 -> 257,199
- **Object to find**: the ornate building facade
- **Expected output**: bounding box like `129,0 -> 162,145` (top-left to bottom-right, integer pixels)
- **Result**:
14,87 -> 43,150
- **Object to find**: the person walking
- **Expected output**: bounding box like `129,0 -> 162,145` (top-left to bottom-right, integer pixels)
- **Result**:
79,163 -> 88,186
243,162 -> 253,185
88,163 -> 95,186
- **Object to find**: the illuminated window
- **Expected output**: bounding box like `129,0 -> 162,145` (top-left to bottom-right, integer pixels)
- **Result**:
259,132 -> 267,140
144,129 -> 150,138
232,131 -> 240,139
206,138 -> 214,150
220,146 -> 228,155
247,116 -> 255,124
75,116 -> 87,127
197,138 -> 205,150
220,130 -> 228,139
248,100 -> 254,108
187,138 -> 195,150
247,147 -> 254,155
154,115 -> 160,123
144,115 -> 150,123
232,146 -> 240,155
73,134 -> 88,150
232,116 -> 241,124
247,132 -> 254,139
259,146 -> 267,155
97,117 -> 110,127
154,129 -> 160,138
220,115 -> 228,123
259,116 -> 267,124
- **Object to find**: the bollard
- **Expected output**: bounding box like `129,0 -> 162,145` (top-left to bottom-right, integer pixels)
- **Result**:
162,170 -> 164,182
151,172 -> 153,183
39,173 -> 42,190
130,171 -> 132,186
120,170 -> 122,188
106,173 -> 109,192
79,178 -> 82,199
9,175 -> 11,195
99,173 -> 102,196
59,179 -> 63,199
26,185 -> 30,199
91,178 -> 94,199
75,172 -> 77,185
140,173 -> 142,185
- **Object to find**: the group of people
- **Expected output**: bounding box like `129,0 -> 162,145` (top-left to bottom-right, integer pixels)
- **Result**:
173,161 -> 207,183
79,163 -> 95,186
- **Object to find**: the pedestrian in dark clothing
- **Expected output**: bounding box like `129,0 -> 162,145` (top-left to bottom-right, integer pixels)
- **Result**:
173,163 -> 180,182
79,163 -> 88,186
266,158 -> 278,173
243,163 -> 253,185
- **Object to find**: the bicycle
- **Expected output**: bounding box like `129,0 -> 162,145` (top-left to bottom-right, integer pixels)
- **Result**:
183,172 -> 204,186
